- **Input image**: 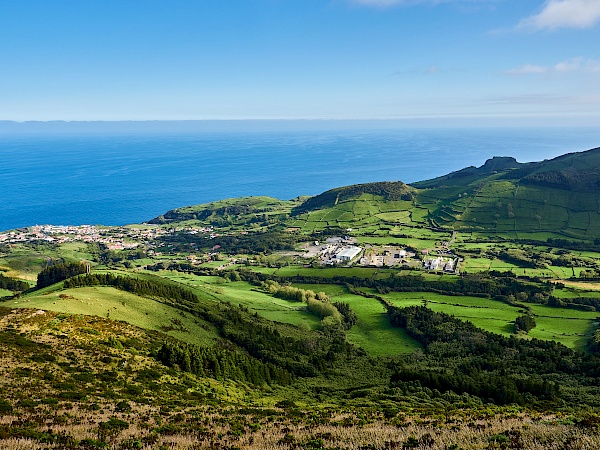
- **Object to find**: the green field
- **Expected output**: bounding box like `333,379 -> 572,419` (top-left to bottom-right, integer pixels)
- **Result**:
553,287 -> 600,299
383,292 -> 521,337
331,293 -> 421,355
15,286 -> 217,346
287,284 -> 421,355
0,247 -> 51,281
149,271 -> 420,355
151,271 -> 322,330
57,242 -> 95,261
528,304 -> 599,350
273,266 -> 379,279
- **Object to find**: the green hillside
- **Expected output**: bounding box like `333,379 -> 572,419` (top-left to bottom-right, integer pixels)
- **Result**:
139,147 -> 600,240
149,195 -> 300,229
292,181 -> 416,214
414,147 -> 600,239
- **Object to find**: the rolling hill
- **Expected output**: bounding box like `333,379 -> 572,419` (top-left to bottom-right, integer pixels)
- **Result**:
149,146 -> 600,240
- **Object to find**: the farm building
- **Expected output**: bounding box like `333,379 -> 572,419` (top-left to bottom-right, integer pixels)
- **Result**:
336,246 -> 362,262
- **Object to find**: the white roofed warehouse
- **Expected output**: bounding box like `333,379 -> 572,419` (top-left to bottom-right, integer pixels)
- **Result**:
336,246 -> 362,262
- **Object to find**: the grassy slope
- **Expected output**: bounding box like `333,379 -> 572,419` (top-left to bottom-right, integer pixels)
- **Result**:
16,285 -> 217,346
384,292 -> 520,336
527,303 -> 599,349
154,271 -> 420,355
2,306 -> 600,449
332,292 -> 421,355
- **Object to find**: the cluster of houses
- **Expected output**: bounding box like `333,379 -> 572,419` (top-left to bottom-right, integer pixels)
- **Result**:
0,224 -> 215,251
423,256 -> 457,272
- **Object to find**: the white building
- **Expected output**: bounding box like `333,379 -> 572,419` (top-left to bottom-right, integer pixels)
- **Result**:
336,246 -> 362,262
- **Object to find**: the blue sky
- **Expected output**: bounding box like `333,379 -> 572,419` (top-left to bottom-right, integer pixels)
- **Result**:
1,0 -> 599,125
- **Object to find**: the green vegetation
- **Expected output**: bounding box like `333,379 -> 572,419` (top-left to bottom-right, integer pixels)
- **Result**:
16,286 -> 217,346
5,147 -> 600,448
37,261 -> 89,288
0,273 -> 29,292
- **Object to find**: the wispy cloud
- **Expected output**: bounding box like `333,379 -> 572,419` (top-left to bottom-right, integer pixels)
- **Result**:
504,58 -> 600,75
518,0 -> 600,30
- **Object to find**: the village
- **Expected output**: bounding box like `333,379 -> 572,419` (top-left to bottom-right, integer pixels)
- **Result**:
1,226 -> 459,273
0,224 -> 214,251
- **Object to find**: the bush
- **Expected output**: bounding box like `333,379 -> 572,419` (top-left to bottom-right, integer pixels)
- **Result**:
0,399 -> 12,414
514,315 -> 536,333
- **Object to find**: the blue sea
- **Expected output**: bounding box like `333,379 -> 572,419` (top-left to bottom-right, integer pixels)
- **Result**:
2,126 -> 600,232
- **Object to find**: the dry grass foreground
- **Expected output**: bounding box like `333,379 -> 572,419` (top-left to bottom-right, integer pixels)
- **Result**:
1,307 -> 600,449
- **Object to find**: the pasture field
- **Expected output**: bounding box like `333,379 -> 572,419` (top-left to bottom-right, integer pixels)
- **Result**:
514,231 -> 569,241
198,259 -> 232,268
0,245 -> 53,281
134,268 -> 557,347
558,280 -> 600,291
577,251 -> 600,259
0,242 -> 98,281
383,291 -> 521,337
57,242 -> 94,261
327,292 -> 421,355
291,195 -> 433,234
0,288 -> 12,297
461,257 -> 492,271
376,211 -> 411,223
150,271 -> 420,355
356,235 -> 438,250
159,271 -> 420,354
289,283 -> 421,354
459,255 -> 586,278
552,287 -> 600,298
528,304 -> 598,350
15,286 -> 218,346
242,266 -> 279,275
154,271 -> 322,330
373,269 -> 403,280
211,280 -> 322,330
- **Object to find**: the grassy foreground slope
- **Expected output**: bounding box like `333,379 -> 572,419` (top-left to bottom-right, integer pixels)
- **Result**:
15,285 -> 218,346
4,306 -> 600,449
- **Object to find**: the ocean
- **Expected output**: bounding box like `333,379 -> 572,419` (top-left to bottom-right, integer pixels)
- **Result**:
2,126 -> 600,232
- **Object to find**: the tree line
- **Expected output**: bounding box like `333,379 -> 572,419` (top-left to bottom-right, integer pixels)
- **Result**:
0,274 -> 29,292
63,273 -> 198,307
385,305 -> 600,405
37,262 -> 89,289
156,340 -> 293,386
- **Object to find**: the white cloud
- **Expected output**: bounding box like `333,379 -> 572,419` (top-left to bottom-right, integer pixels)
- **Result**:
505,58 -> 600,75
519,0 -> 600,30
